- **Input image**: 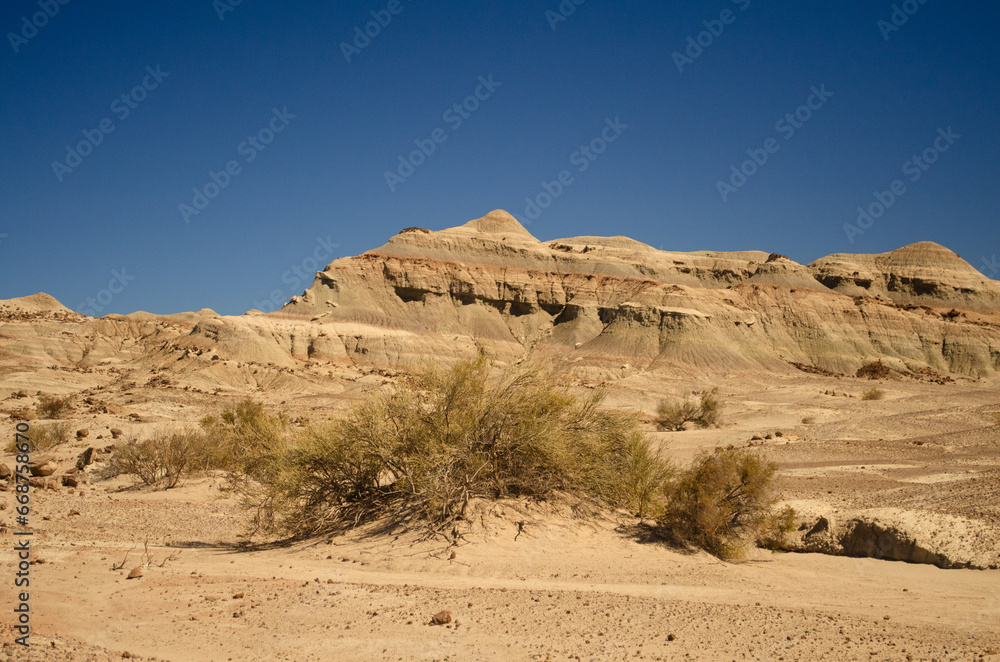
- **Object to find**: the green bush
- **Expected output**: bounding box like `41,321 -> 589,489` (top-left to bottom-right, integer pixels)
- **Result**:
199,398 -> 290,474
231,357 -> 672,538
36,394 -> 72,419
104,430 -> 210,489
4,422 -> 71,452
758,504 -> 797,551
659,447 -> 782,559
655,388 -> 720,431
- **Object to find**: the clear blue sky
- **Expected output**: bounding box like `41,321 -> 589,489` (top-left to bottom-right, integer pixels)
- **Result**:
2,1 -> 998,315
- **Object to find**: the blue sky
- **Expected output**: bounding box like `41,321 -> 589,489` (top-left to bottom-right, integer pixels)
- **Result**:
2,1 -> 998,315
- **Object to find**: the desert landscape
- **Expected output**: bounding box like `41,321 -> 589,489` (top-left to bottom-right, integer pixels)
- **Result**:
2,210 -> 999,660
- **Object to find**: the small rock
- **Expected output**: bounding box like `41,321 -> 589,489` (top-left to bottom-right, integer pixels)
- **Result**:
449,551 -> 456,560
431,610 -> 452,625
110,429 -> 123,439
233,592 -> 244,599
126,567 -> 144,579
667,634 -> 676,641
76,447 -> 96,470
76,429 -> 89,439
29,460 -> 57,477
0,464 -> 11,479
62,475 -> 80,488
69,509 -> 81,516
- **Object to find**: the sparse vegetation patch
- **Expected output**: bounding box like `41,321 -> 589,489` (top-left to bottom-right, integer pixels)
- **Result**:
659,447 -> 789,559
861,387 -> 885,401
655,388 -> 720,431
222,357 -> 672,538
37,394 -> 73,419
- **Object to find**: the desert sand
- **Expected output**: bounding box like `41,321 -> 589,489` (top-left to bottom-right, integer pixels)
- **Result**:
2,210 -> 999,660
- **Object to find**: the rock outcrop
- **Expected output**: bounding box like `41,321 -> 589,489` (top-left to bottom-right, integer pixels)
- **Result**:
278,210 -> 1000,376
2,209 -> 1000,396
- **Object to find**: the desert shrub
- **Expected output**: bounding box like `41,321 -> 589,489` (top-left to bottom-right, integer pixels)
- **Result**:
198,399 -> 290,474
104,430 -> 208,489
232,356 -> 672,537
8,406 -> 35,422
758,505 -> 797,551
861,387 -> 884,401
659,447 -> 782,559
856,361 -> 894,380
587,429 -> 675,518
4,422 -> 71,452
655,388 -> 720,431
36,394 -> 72,419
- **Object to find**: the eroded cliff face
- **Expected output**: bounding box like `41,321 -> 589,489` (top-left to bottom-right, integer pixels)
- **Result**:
276,210 -> 1000,376
3,210 -> 1000,393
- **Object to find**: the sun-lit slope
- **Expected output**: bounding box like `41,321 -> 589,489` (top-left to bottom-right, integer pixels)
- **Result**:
281,210 -> 1000,376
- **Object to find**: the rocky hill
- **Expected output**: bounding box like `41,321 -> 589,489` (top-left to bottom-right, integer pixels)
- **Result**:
277,209 -> 1000,377
2,209 -> 1000,401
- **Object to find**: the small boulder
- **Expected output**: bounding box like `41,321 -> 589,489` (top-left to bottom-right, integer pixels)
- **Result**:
29,460 -> 58,477
76,429 -> 89,439
76,447 -> 96,470
110,429 -> 123,440
0,463 -> 11,479
61,475 -> 80,488
430,610 -> 452,625
126,567 -> 144,579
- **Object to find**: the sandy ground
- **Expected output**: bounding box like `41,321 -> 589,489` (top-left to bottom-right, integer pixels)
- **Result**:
2,372 -> 1000,660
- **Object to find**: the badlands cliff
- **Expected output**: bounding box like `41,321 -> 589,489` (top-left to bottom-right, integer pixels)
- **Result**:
276,209 -> 1000,377
2,209 -> 1000,396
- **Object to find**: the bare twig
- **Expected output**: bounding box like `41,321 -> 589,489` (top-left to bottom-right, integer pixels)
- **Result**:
111,544 -> 137,571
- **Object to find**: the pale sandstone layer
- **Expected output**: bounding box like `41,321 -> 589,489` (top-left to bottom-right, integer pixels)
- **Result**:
3,210 -> 999,396
278,209 -> 1000,377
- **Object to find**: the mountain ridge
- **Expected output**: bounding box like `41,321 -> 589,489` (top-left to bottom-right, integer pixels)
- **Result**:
3,210 -> 1000,395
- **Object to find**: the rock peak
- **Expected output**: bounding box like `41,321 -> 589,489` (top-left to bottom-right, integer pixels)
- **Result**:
462,209 -> 536,239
